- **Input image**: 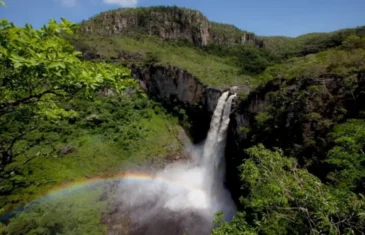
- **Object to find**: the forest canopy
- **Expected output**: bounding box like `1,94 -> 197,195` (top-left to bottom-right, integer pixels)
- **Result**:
0,18 -> 136,168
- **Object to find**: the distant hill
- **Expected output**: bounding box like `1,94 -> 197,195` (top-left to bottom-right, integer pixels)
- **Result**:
72,6 -> 365,87
260,26 -> 365,57
79,6 -> 259,47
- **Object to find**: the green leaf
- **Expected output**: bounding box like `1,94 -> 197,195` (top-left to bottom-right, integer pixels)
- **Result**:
48,62 -> 66,69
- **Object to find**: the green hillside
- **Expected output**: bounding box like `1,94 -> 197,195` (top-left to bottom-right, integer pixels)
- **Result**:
0,18 -> 185,234
69,34 -> 250,87
1,4 -> 365,235
72,7 -> 365,88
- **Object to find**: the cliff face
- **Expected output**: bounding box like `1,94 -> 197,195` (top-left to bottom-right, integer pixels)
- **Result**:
130,63 -> 365,205
225,72 -> 365,203
80,6 -> 259,47
131,64 -> 223,142
209,22 -> 259,45
131,64 -> 222,112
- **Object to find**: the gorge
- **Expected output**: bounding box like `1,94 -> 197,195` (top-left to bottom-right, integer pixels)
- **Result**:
1,4 -> 365,235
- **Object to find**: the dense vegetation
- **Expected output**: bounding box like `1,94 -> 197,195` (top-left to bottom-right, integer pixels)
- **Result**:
214,145 -> 365,234
0,14 -> 184,234
213,31 -> 365,234
259,26 -> 365,58
2,4 -> 365,234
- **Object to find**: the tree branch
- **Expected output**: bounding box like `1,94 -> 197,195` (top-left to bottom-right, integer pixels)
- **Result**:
0,89 -> 63,109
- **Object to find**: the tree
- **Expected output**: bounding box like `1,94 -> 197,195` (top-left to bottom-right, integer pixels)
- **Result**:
326,119 -> 365,193
342,35 -> 365,50
0,19 -> 136,168
213,145 -> 365,234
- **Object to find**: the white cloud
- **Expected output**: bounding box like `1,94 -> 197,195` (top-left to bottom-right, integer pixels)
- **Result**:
59,0 -> 77,7
103,0 -> 139,7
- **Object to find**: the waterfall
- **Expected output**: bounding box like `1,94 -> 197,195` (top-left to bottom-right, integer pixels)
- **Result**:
202,91 -> 236,172
200,91 -> 236,202
202,91 -> 230,166
114,91 -> 237,235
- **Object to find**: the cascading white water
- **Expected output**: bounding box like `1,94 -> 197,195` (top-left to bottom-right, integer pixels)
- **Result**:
115,92 -> 236,234
202,91 -> 230,166
201,91 -> 236,193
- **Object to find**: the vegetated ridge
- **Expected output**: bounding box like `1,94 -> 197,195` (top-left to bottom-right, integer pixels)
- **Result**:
1,5 -> 365,235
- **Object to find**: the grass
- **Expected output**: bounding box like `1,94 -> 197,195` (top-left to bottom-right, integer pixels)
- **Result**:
3,186 -> 109,235
0,92 -> 184,234
70,34 -> 253,87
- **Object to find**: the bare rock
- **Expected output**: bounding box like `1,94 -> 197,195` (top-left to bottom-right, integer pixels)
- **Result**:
59,146 -> 76,155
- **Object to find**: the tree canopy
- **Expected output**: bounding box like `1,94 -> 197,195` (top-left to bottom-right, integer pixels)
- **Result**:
213,145 -> 365,234
0,19 -> 136,168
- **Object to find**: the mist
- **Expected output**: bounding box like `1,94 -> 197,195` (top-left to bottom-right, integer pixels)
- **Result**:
111,92 -> 236,235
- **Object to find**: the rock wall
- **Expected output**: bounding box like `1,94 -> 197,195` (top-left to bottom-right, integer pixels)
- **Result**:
209,22 -> 259,46
129,63 -> 251,204
224,72 -> 365,205
129,62 -> 365,207
80,6 -> 260,47
128,63 -> 365,207
130,64 -> 223,143
131,64 -> 222,112
81,7 -> 210,46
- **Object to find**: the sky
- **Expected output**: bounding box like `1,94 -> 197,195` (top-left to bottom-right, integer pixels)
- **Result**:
0,0 -> 364,37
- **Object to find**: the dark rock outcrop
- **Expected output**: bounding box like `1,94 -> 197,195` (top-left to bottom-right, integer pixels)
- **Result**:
131,64 -> 223,143
225,72 -> 365,204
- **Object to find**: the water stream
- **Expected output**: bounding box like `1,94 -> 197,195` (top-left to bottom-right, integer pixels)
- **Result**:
112,91 -> 236,235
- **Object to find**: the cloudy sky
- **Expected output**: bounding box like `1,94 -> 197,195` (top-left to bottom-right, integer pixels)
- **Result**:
0,0 -> 364,36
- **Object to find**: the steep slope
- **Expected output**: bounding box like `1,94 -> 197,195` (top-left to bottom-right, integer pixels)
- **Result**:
74,6 -> 365,88
71,6 -> 270,87
69,33 -> 250,87
79,6 -> 259,47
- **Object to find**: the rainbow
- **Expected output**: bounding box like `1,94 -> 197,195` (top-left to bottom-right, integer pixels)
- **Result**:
1,172 -> 211,219
44,172 -> 209,197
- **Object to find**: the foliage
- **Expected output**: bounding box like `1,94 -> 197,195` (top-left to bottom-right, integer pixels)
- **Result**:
0,19 -> 136,169
342,35 -> 365,50
2,6 -> 365,235
0,92 -> 182,214
4,186 -> 109,235
0,87 -> 183,234
214,145 -> 365,234
213,212 -> 256,235
0,18 -> 184,233
235,45 -> 274,75
326,119 -> 365,193
254,112 -> 271,128
204,43 -> 278,76
76,6 -> 365,88
257,35 -> 365,86
259,27 -> 359,58
0,19 -> 132,114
